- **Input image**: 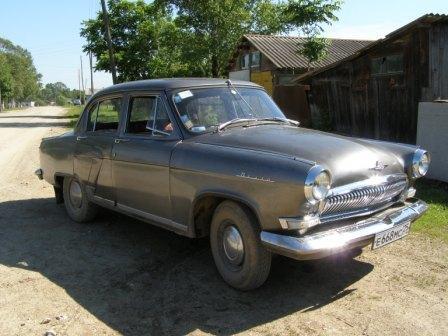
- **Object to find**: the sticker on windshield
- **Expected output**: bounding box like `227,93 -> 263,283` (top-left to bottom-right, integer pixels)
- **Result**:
177,90 -> 193,100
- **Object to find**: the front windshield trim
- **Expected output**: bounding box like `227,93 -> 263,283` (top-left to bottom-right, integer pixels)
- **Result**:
170,86 -> 287,135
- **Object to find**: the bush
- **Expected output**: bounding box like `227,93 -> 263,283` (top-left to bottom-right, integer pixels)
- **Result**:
55,94 -> 68,106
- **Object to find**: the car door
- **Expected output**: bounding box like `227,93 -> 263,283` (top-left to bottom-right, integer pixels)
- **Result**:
74,95 -> 123,203
112,93 -> 181,220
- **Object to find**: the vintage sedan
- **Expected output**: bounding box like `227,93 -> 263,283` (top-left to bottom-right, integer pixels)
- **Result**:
36,78 -> 430,290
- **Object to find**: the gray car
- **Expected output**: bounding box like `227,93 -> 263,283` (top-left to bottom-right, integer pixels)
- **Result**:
36,78 -> 430,290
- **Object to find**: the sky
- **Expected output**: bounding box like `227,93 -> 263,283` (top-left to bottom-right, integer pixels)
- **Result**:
0,0 -> 447,90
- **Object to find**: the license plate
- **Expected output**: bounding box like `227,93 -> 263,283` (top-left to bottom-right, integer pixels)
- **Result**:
372,221 -> 411,250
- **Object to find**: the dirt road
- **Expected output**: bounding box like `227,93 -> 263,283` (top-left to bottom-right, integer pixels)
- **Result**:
0,106 -> 447,336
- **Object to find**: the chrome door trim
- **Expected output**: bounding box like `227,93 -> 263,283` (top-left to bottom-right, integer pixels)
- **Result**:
116,203 -> 188,234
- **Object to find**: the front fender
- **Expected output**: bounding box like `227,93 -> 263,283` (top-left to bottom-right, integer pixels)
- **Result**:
169,141 -> 313,233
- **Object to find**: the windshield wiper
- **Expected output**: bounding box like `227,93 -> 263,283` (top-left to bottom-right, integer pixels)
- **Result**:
217,118 -> 254,131
253,117 -> 300,126
217,117 -> 300,132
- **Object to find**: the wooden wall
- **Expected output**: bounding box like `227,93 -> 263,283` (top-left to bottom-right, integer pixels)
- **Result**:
305,26 -> 438,144
426,22 -> 448,101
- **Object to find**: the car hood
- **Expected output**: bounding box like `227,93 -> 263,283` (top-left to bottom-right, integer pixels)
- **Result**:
191,124 -> 405,186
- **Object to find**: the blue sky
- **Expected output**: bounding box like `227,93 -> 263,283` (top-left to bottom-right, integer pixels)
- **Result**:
0,0 -> 447,89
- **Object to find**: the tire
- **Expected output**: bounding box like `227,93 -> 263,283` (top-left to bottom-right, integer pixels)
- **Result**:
210,200 -> 271,290
63,176 -> 98,223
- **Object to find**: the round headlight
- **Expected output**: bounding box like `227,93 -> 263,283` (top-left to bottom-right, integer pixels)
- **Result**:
412,149 -> 430,178
305,166 -> 332,204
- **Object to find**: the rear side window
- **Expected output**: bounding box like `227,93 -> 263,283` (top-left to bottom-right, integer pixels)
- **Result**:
87,97 -> 122,132
127,97 -> 173,136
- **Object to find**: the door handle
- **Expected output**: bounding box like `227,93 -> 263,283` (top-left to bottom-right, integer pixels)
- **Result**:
114,138 -> 130,144
76,136 -> 87,141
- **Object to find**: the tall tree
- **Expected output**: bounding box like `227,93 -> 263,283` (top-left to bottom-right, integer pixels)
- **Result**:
284,0 -> 342,68
0,37 -> 40,104
81,0 -> 342,80
81,0 -> 189,82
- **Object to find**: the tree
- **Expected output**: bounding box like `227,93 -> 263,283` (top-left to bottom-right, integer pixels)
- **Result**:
81,0 -> 342,80
81,0 -> 190,82
0,37 -> 41,105
299,36 -> 330,70
284,0 -> 342,68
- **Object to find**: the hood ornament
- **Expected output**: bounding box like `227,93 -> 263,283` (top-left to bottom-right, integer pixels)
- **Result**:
370,160 -> 388,171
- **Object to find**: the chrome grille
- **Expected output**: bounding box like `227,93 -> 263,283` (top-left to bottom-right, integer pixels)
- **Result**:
321,174 -> 408,217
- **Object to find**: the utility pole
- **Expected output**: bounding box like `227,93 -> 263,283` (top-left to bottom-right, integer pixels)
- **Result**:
0,86 -> 2,112
78,69 -> 81,101
89,51 -> 94,95
100,0 -> 117,84
80,56 -> 85,104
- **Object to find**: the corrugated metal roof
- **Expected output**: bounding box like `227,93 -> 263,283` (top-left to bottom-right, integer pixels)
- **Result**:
241,34 -> 373,69
295,13 -> 448,82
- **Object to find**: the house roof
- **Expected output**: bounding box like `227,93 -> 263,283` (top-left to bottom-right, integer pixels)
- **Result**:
232,34 -> 373,70
295,13 -> 448,82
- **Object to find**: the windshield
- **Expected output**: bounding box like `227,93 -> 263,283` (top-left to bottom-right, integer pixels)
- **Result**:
172,87 -> 286,133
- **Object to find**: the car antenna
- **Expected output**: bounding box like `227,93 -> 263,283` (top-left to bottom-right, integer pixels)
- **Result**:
225,79 -> 255,116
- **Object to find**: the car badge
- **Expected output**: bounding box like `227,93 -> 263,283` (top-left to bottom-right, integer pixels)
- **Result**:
370,161 -> 388,171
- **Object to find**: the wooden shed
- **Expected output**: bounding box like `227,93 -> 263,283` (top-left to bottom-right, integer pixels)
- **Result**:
228,34 -> 371,126
296,14 -> 448,144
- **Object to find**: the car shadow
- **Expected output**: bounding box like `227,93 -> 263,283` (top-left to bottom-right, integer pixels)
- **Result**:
0,197 -> 373,335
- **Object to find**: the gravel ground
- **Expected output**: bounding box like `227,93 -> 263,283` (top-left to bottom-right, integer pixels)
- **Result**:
0,106 -> 447,336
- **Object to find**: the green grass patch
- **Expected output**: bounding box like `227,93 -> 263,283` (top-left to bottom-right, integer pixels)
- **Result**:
413,179 -> 448,243
65,105 -> 84,128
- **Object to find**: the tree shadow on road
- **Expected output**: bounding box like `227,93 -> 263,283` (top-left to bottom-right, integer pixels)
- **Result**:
0,197 -> 373,335
0,115 -> 78,119
0,122 -> 71,128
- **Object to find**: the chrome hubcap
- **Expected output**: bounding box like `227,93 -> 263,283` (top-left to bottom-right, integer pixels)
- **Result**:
69,180 -> 82,208
222,225 -> 244,265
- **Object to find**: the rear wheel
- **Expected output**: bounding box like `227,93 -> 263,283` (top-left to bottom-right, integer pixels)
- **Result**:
210,201 -> 271,290
63,176 -> 97,222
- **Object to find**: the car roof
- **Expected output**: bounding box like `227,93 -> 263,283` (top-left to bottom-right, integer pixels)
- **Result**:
92,78 -> 263,99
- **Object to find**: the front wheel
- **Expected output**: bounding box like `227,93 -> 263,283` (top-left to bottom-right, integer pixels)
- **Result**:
210,201 -> 271,290
62,176 -> 98,223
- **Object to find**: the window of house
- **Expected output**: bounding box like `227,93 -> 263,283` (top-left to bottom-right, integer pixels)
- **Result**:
87,97 -> 122,132
127,96 -> 173,136
240,53 -> 250,70
251,51 -> 261,68
372,54 -> 403,75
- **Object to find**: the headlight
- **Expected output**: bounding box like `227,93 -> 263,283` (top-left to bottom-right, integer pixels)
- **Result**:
411,149 -> 430,178
304,166 -> 332,204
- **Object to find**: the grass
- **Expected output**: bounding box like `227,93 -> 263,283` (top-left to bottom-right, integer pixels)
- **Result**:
65,105 -> 84,128
413,179 -> 448,243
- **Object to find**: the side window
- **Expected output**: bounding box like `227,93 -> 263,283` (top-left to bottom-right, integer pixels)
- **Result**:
94,98 -> 122,132
127,97 -> 173,136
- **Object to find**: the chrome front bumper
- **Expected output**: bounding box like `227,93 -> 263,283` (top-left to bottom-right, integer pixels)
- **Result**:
260,199 -> 427,260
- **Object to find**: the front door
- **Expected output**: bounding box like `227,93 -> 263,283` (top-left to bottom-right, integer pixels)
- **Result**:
74,96 -> 123,202
112,95 -> 180,220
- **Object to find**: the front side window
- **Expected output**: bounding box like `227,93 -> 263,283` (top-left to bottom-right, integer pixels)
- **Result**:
127,96 -> 173,136
87,97 -> 122,132
172,87 -> 286,133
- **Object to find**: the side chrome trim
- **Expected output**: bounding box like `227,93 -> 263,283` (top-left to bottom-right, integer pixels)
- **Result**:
116,203 -> 188,234
262,198 -> 427,260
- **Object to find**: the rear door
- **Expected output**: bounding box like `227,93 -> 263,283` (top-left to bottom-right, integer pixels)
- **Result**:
112,93 -> 181,220
74,96 -> 123,203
